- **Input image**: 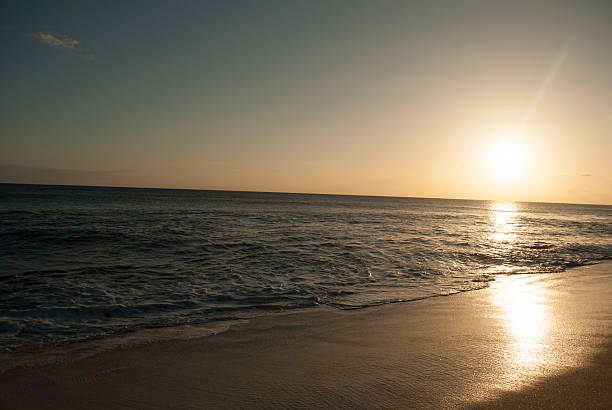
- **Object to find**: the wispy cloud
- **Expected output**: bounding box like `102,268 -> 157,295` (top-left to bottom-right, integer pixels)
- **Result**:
31,32 -> 79,50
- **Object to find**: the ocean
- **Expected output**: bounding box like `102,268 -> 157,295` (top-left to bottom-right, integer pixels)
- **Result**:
1,183 -> 611,354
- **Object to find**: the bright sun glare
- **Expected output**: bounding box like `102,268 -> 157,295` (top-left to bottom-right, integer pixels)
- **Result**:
487,137 -> 527,181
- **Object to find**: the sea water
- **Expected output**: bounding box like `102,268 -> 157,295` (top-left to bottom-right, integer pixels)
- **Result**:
1,183 -> 611,352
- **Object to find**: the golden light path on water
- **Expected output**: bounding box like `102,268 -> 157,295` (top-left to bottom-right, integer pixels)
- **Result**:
490,202 -> 518,246
487,202 -> 554,387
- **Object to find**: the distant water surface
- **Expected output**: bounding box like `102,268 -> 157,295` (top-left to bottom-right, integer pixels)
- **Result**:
1,184 -> 611,352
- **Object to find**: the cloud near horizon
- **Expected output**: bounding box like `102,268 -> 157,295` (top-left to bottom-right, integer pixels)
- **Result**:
31,32 -> 79,49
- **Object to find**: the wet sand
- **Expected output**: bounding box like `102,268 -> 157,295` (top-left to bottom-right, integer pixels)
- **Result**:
1,262 -> 611,409
468,342 -> 612,409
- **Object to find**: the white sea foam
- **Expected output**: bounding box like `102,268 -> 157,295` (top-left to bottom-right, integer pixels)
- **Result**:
1,184 -> 611,353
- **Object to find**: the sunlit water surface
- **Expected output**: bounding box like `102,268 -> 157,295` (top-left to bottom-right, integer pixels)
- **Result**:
1,184 -> 611,351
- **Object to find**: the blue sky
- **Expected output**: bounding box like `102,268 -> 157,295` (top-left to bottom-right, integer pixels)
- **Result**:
1,1 -> 611,203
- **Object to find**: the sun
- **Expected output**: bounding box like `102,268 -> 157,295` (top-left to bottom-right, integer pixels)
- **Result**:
486,137 -> 527,181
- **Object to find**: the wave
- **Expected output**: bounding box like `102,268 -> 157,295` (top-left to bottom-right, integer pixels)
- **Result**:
2,186 -> 612,354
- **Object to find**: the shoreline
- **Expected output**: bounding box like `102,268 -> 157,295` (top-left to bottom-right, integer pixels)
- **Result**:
1,276 -> 495,373
1,262 -> 611,408
0,262 -> 595,372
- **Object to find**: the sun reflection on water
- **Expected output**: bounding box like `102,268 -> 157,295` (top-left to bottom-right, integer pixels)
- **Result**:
487,202 -> 520,275
487,202 -> 552,385
489,202 -> 518,245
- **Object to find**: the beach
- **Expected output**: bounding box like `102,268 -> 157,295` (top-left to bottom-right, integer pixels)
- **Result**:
4,0 -> 612,407
1,262 -> 611,409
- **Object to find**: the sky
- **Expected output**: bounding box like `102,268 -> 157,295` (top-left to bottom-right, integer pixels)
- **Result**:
1,1 -> 611,204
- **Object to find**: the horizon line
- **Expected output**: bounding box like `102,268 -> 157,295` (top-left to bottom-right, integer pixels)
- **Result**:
1,181 -> 610,207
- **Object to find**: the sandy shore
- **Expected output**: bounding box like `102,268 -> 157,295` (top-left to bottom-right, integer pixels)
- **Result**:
1,262 -> 611,409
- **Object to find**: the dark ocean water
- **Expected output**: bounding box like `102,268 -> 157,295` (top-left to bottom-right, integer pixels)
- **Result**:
1,184 -> 611,352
